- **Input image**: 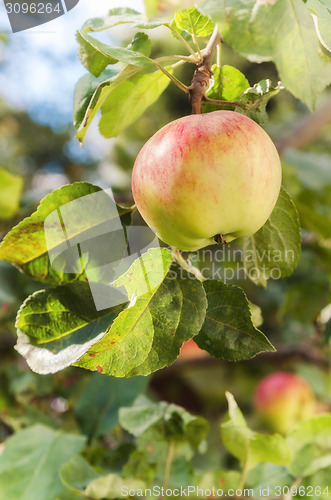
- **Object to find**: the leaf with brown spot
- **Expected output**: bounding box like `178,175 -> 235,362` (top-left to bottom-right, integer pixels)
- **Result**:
75,258 -> 207,377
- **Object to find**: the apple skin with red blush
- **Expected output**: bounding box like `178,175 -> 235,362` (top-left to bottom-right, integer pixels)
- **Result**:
132,110 -> 281,251
178,338 -> 209,360
254,372 -> 316,434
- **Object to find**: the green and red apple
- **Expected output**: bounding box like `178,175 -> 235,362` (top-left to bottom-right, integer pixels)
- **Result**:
132,110 -> 281,251
254,372 -> 316,434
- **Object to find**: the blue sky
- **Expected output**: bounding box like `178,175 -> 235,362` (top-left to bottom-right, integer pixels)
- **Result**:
0,0 -> 144,127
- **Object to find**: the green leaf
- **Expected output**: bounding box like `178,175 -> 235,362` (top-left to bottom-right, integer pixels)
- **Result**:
75,66 -> 144,143
306,193 -> 331,237
16,249 -> 174,375
76,31 -> 118,77
76,31 -> 157,76
0,182 -> 101,271
198,470 -> 241,492
0,167 -> 23,220
0,424 -> 86,500
319,0 -> 331,11
124,428 -> 195,488
0,182 -> 133,286
249,301 -> 263,328
122,451 -> 156,483
222,393 -> 292,470
174,7 -> 215,37
73,70 -> 117,130
75,259 -> 207,377
246,464 -> 293,496
308,0 -> 331,51
85,474 -> 145,500
243,187 -> 301,288
129,32 -> 152,57
60,456 -> 100,496
194,280 -> 274,361
297,466 -> 331,498
99,68 -> 173,139
82,7 -> 145,31
239,80 -> 284,124
119,397 -> 209,450
112,247 -> 174,299
82,7 -> 164,32
168,19 -> 193,42
287,414 -> 331,477
16,282 -> 124,345
284,150 -> 331,190
204,72 -> 283,123
284,153 -> 331,239
295,190 -> 331,240
15,283 -> 125,374
205,64 -> 249,103
74,373 -> 149,437
199,0 -> 331,109
281,270 -> 330,324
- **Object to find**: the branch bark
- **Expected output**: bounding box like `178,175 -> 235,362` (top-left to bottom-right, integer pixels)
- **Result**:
188,26 -> 221,114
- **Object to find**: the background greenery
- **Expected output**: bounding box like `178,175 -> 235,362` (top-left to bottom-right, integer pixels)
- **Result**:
0,0 -> 331,498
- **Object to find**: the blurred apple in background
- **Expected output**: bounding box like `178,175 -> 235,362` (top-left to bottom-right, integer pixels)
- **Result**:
254,371 -> 316,434
178,338 -> 209,360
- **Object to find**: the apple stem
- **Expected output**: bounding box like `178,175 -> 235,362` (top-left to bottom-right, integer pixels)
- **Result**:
172,248 -> 205,282
188,26 -> 221,114
214,234 -> 227,244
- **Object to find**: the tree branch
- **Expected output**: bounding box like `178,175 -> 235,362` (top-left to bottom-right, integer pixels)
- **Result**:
188,26 -> 221,114
165,344 -> 330,372
160,439 -> 175,500
203,26 -> 221,69
276,94 -> 331,155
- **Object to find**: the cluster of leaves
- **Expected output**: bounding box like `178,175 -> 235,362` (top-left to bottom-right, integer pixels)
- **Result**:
200,0 -> 331,109
0,1 -> 331,498
0,2 -> 316,377
0,179 -> 300,376
1,379 -> 330,500
73,7 -> 281,143
74,0 -> 331,146
277,148 -> 331,346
